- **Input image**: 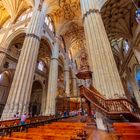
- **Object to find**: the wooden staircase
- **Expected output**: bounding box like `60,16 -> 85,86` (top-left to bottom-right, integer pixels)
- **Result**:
80,86 -> 140,122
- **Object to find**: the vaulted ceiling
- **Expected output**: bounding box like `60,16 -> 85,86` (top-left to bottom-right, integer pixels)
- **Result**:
0,0 -> 30,25
101,0 -> 138,42
0,0 -> 84,60
0,0 -> 138,64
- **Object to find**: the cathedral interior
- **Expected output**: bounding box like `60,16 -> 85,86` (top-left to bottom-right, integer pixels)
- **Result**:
0,0 -> 140,138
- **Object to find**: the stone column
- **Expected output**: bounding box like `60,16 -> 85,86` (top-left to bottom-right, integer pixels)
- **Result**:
80,0 -> 125,99
64,60 -> 70,97
71,62 -> 78,97
45,41 -> 59,115
72,71 -> 78,97
41,86 -> 47,115
1,1 -> 47,120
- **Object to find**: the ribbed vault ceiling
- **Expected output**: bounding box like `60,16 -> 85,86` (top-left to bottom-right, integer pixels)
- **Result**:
101,0 -> 138,42
0,0 -> 82,59
0,0 -> 138,64
0,0 -> 31,25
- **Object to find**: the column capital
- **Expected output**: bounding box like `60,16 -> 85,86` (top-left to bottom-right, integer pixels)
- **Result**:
26,33 -> 41,42
83,9 -> 100,22
51,57 -> 59,61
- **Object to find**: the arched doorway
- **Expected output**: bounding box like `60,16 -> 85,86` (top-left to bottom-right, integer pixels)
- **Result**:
0,71 -> 12,116
29,81 -> 43,116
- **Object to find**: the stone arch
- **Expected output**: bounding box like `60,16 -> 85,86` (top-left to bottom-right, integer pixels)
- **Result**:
41,36 -> 53,54
33,80 -> 44,89
0,70 -> 14,116
3,29 -> 26,70
5,28 -> 26,50
100,0 -> 110,11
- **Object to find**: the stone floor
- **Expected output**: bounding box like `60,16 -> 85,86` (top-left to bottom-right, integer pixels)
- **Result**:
86,125 -> 117,140
61,116 -> 117,140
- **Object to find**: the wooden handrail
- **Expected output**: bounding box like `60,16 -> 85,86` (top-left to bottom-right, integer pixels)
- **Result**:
80,86 -> 140,120
88,86 -> 140,109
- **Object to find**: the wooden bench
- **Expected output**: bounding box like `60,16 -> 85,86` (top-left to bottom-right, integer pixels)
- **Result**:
0,137 -> 27,140
1,121 -> 86,140
0,116 -> 49,128
113,123 -> 140,140
11,132 -> 75,140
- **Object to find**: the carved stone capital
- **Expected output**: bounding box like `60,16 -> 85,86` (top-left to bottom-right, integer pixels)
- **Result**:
26,33 -> 41,42
51,57 -> 59,61
83,9 -> 100,22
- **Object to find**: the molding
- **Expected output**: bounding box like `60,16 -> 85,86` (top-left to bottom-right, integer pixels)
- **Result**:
6,54 -> 18,63
26,33 -> 41,42
83,9 -> 100,21
0,47 -> 7,53
71,77 -> 76,79
51,57 -> 59,61
64,70 -> 70,72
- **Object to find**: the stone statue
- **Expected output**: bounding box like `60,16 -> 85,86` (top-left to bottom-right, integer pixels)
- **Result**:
79,52 -> 89,71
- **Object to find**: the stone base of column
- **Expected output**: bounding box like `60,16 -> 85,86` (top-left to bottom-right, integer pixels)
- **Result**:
45,108 -> 55,116
1,103 -> 29,120
95,111 -> 107,131
45,101 -> 55,116
1,104 -> 16,120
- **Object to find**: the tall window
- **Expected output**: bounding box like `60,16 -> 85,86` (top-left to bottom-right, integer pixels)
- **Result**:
17,10 -> 32,22
45,16 -> 54,32
38,61 -> 44,71
123,40 -> 130,53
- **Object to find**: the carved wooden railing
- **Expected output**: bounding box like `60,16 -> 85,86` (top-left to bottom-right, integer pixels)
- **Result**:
80,86 -> 140,120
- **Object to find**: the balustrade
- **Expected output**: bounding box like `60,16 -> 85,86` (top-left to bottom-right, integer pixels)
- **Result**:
80,86 -> 140,121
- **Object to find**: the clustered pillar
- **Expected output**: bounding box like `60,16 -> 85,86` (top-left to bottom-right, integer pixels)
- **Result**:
64,59 -> 70,97
1,2 -> 47,119
80,0 -> 126,130
80,0 -> 125,99
45,41 -> 59,115
72,70 -> 78,97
